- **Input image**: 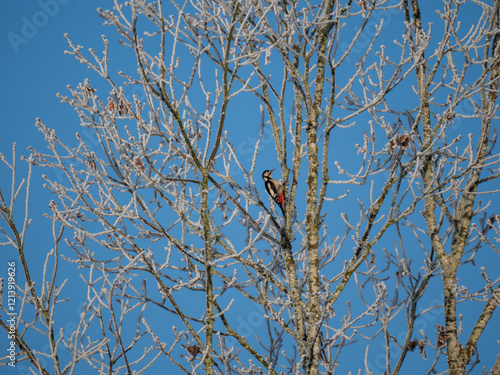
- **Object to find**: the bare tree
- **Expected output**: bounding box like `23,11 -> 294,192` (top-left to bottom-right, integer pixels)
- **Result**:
1,1 -> 499,374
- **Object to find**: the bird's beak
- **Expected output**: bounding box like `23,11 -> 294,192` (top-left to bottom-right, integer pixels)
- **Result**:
269,168 -> 275,174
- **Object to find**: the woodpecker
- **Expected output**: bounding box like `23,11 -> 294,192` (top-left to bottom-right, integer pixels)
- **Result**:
262,169 -> 285,215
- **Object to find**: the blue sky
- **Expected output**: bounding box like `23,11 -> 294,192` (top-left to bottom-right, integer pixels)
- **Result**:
1,2 -> 107,373
0,2 -> 271,373
2,1 -> 103,142
1,1 -> 499,374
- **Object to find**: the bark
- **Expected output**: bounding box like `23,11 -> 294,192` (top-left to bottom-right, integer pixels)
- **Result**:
201,172 -> 214,374
304,2 -> 336,372
409,1 -> 500,373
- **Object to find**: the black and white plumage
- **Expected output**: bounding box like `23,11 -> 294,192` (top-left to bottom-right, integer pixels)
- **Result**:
262,169 -> 285,215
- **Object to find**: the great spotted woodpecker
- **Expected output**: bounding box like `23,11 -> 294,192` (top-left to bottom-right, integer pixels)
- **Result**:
262,169 -> 285,215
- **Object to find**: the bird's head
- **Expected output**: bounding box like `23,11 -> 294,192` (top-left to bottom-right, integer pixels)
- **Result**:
262,169 -> 275,179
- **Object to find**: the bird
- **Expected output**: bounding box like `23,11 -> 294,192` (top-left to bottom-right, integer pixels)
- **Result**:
262,169 -> 285,216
